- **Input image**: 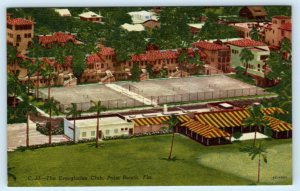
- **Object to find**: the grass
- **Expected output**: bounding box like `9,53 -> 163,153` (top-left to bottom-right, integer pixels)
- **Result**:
7,134 -> 292,186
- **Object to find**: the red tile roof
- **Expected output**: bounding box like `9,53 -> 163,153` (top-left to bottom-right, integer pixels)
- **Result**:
273,15 -> 291,20
279,23 -> 292,31
7,18 -> 33,25
39,32 -> 77,45
192,41 -> 229,50
100,47 -> 115,56
227,39 -> 266,47
86,54 -> 104,65
40,56 -> 72,67
131,50 -> 179,62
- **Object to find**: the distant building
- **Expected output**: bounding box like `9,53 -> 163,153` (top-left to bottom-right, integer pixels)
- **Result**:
54,9 -> 72,17
128,10 -> 158,24
227,38 -> 273,86
121,23 -> 145,32
192,40 -> 231,75
38,32 -> 83,48
7,15 -> 34,53
188,23 -> 205,35
142,20 -> 161,31
79,11 -> 102,23
239,6 -> 267,20
264,15 -> 292,48
229,22 -> 270,40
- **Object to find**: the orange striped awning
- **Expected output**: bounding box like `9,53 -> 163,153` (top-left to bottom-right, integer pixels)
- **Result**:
132,116 -> 170,126
261,107 -> 286,115
194,110 -> 250,128
177,115 -> 191,122
264,116 -> 292,132
181,120 -> 231,139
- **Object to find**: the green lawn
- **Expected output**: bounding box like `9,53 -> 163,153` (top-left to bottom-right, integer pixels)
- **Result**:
8,134 -> 292,186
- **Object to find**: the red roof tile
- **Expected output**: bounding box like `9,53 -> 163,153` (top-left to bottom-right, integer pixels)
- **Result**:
279,23 -> 292,31
227,39 -> 266,47
100,47 -> 115,56
131,50 -> 179,62
86,54 -> 104,65
39,32 -> 77,45
273,15 -> 291,20
192,41 -> 229,50
7,18 -> 33,25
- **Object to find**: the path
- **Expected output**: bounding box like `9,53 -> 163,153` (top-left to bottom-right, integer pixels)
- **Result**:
105,83 -> 158,106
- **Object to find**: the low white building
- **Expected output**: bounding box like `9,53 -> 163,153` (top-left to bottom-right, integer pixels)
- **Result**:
121,23 -> 145,32
64,116 -> 134,141
128,10 -> 158,24
79,11 -> 102,23
54,9 -> 72,17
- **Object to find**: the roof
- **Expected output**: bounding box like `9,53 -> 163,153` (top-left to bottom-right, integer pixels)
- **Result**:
263,116 -> 292,132
40,56 -> 72,67
100,47 -> 115,56
241,6 -> 267,17
7,18 -> 33,25
54,9 -> 72,16
227,39 -> 266,47
182,120 -> 231,138
261,107 -> 286,115
192,41 -> 229,51
38,32 -> 78,45
131,49 -> 179,62
132,114 -> 190,126
187,23 -> 205,29
273,15 -> 291,20
86,54 -> 104,65
121,23 -> 145,31
279,23 -> 292,31
79,11 -> 102,18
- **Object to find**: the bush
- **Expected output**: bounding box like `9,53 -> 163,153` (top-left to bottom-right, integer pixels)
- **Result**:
233,131 -> 242,140
36,122 -> 64,135
102,130 -> 171,141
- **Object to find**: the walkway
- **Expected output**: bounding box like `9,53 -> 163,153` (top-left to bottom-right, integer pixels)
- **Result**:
105,83 -> 157,106
7,120 -> 69,151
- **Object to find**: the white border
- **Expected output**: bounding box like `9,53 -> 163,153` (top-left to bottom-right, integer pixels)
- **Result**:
1,1 -> 299,191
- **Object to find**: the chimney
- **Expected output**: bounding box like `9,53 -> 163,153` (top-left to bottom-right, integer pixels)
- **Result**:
163,104 -> 168,114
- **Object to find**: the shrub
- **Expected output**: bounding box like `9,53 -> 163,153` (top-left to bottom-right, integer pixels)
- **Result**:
36,122 -> 64,135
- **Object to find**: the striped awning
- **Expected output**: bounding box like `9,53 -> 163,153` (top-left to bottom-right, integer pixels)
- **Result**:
132,116 -> 170,126
177,115 -> 191,122
195,110 -> 250,128
261,107 -> 286,115
182,120 -> 231,139
264,116 -> 292,132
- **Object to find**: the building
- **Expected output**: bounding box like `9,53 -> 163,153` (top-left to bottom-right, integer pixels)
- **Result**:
264,16 -> 292,48
121,23 -> 145,32
54,9 -> 72,17
128,10 -> 158,24
38,32 -> 83,48
187,23 -> 205,35
239,6 -> 267,20
192,40 -> 231,74
229,22 -> 269,39
79,11 -> 102,23
142,20 -> 161,31
227,38 -> 272,86
64,116 -> 134,142
7,15 -> 34,53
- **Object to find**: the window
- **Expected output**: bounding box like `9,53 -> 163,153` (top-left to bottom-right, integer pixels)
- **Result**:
258,64 -> 260,68
125,128 -> 128,130
281,30 -> 285,37
281,20 -> 285,24
91,131 -> 95,137
121,128 -> 124,131
82,132 -> 87,137
101,64 -> 104,68
105,130 -> 110,135
114,129 -> 118,133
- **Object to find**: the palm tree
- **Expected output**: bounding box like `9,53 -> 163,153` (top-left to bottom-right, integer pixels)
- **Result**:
178,49 -> 188,77
192,50 -> 204,74
7,73 -> 24,120
34,59 -> 43,98
41,64 -> 55,100
163,114 -> 179,160
239,48 -> 254,74
65,103 -> 82,143
88,100 -> 107,148
19,95 -> 37,147
240,142 -> 268,183
43,97 -> 60,144
19,59 -> 37,95
242,105 -> 270,147
250,27 -> 260,41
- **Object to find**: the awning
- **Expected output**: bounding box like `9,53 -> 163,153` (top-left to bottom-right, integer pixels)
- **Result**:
195,109 -> 250,128
132,116 -> 169,126
261,107 -> 286,115
182,120 -> 231,139
264,116 -> 292,132
177,115 -> 191,123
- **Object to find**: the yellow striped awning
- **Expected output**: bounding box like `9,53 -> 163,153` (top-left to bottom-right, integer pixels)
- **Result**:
132,116 -> 170,126
177,115 -> 191,122
261,107 -> 286,115
264,116 -> 292,132
181,120 -> 231,139
194,109 -> 250,128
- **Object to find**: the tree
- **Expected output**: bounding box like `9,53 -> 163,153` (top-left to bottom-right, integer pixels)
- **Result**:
163,114 -> 179,160
240,142 -> 268,183
19,95 -> 38,147
250,27 -> 260,41
191,50 -> 204,74
88,100 -> 107,148
65,103 -> 82,143
146,64 -> 154,79
239,48 -> 254,74
131,63 -> 141,82
41,64 -> 55,100
71,46 -> 86,83
242,105 -> 270,147
7,73 -> 24,121
43,97 -> 60,144
19,59 -> 37,95
178,49 -> 189,77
